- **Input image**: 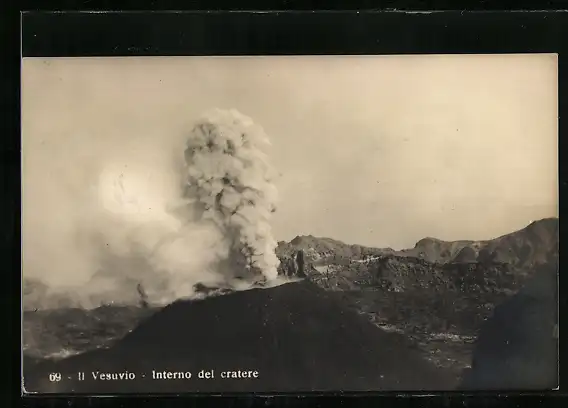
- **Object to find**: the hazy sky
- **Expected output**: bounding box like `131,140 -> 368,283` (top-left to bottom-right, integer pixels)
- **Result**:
22,55 -> 558,250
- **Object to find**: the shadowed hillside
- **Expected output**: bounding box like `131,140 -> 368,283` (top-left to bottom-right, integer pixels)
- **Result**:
23,218 -> 558,392
278,218 -> 558,267
25,219 -> 557,310
23,280 -> 455,393
398,218 -> 558,266
275,218 -> 558,377
460,262 -> 558,390
276,220 -> 559,340
23,305 -> 158,360
276,236 -> 391,266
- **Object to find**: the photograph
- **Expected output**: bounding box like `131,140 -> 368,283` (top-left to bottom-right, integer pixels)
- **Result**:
21,55 -> 559,393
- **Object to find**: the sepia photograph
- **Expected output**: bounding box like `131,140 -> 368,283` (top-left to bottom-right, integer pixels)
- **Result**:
21,55 -> 558,393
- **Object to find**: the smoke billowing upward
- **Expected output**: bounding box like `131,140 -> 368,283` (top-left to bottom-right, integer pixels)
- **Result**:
183,109 -> 280,283
23,109 -> 281,309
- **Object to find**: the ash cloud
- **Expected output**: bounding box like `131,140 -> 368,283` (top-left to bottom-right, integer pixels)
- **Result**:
22,109 -> 281,309
183,109 -> 280,283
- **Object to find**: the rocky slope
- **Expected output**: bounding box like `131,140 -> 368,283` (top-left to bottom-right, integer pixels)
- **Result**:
278,217 -> 558,269
24,280 -> 456,393
277,218 -> 558,296
23,305 -> 158,361
276,235 -> 390,267
461,262 -> 558,390
24,218 -> 557,310
276,218 -> 558,376
23,218 -> 558,388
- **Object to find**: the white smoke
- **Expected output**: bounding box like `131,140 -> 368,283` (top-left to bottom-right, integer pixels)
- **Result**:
22,109 -> 281,309
183,108 -> 280,283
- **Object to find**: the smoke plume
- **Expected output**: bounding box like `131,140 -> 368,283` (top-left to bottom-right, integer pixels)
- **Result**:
183,109 -> 280,283
22,109 -> 281,309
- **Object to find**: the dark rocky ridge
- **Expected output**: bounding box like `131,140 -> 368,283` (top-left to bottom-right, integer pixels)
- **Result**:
23,218 -> 558,391
24,218 -> 557,310
275,218 -> 558,378
460,262 -> 558,390
277,218 -> 558,310
24,280 -> 455,393
278,218 -> 558,268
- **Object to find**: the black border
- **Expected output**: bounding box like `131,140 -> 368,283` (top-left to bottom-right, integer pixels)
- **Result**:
17,394 -> 568,407
12,0 -> 568,11
20,11 -> 568,56
12,9 -> 567,408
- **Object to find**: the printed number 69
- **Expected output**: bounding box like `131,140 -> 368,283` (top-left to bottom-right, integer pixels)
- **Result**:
49,373 -> 62,382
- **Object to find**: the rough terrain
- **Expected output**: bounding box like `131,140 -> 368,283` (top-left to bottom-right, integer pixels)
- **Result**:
23,218 -> 559,392
461,262 -> 558,390
24,280 -> 455,393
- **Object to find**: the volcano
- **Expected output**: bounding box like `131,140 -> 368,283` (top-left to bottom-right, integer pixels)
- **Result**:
23,280 -> 455,393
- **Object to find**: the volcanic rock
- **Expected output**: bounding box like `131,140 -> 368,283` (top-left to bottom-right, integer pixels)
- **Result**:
24,280 -> 455,394
295,250 -> 306,277
276,218 -> 558,268
405,218 -> 558,266
277,236 -> 389,266
460,262 -> 558,390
